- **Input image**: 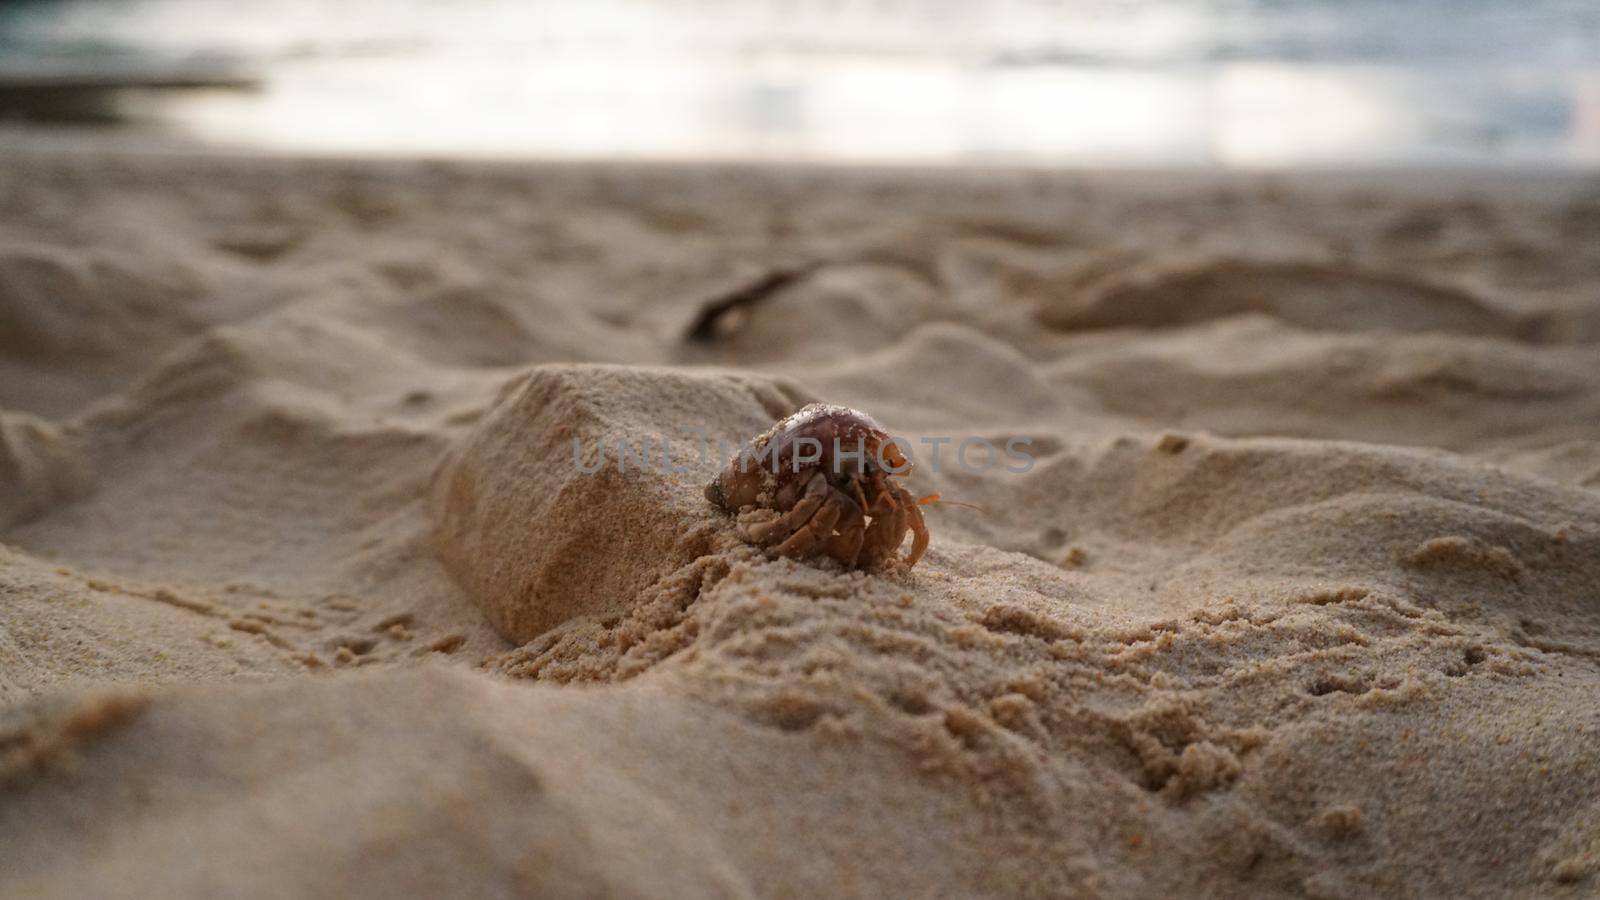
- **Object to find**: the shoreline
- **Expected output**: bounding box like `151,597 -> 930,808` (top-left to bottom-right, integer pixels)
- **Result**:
3,130 -> 1599,197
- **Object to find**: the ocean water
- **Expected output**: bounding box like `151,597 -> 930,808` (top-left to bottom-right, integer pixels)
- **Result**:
2,0 -> 1598,166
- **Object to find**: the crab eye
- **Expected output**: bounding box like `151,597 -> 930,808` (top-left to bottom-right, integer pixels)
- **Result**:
881,444 -> 906,468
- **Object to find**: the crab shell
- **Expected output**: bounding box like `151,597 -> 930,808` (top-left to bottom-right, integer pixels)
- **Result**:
705,404 -> 927,570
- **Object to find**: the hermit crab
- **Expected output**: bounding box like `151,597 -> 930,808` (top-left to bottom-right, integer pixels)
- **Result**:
705,404 -> 932,570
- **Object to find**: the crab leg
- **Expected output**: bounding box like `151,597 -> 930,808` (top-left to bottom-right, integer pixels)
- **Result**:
859,495 -> 908,568
825,489 -> 865,568
900,486 -> 929,566
741,470 -> 827,546
774,492 -> 844,560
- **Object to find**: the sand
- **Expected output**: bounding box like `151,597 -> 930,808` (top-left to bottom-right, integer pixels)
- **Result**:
1,149 -> 1599,898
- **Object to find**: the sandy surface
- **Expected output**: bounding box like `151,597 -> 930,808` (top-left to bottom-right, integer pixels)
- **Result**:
2,150 -> 1600,898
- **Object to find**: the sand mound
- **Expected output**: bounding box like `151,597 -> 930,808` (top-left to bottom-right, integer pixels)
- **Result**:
1,153 -> 1598,898
1037,255 -> 1533,339
0,671 -> 760,898
432,364 -> 811,643
1041,316 -> 1600,463
0,244 -> 213,418
0,411 -> 87,529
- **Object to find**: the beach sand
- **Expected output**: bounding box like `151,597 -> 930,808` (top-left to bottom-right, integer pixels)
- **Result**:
1,150 -> 1599,897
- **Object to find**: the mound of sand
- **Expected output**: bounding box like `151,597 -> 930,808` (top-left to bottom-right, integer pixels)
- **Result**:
1,153 -> 1598,898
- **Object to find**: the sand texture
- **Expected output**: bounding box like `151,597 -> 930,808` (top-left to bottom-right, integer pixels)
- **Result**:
2,152 -> 1600,898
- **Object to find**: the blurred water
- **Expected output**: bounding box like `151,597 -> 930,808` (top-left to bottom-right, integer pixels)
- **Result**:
2,0 -> 1598,166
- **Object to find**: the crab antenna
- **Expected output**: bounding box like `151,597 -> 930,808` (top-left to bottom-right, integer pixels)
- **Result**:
917,493 -> 989,516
